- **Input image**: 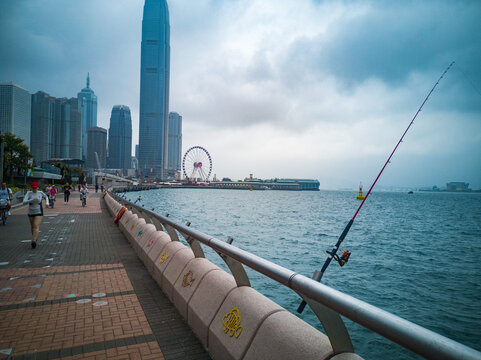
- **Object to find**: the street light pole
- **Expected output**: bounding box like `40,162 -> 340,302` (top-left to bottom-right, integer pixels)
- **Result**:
0,131 -> 4,184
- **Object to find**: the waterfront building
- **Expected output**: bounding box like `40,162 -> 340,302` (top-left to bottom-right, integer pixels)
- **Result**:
167,112 -> 182,177
31,91 -> 55,162
0,82 -> 31,147
77,73 -> 98,161
51,98 -> 82,160
107,105 -> 132,171
86,127 -> 107,169
138,0 -> 171,179
446,182 -> 470,192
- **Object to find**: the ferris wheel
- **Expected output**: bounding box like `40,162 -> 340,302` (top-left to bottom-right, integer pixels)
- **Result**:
182,146 -> 212,181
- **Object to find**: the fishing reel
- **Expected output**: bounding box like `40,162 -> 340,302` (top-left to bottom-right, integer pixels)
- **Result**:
326,249 -> 351,267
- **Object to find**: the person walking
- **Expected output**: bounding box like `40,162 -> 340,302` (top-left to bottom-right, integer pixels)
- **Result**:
95,183 -> 99,193
48,184 -> 57,208
63,182 -> 72,204
23,182 -> 49,249
100,183 -> 104,192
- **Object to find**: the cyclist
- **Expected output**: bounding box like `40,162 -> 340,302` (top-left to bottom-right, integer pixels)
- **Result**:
0,182 -> 13,221
80,184 -> 88,206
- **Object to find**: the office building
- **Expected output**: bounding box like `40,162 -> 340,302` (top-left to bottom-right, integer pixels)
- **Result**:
167,112 -> 182,175
51,97 -> 82,160
31,91 -> 55,162
86,127 -> 107,169
138,0 -> 170,179
0,82 -> 31,147
108,105 -> 132,171
78,73 -> 98,160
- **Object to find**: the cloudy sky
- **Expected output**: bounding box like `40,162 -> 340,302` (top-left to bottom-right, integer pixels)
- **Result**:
1,0 -> 480,189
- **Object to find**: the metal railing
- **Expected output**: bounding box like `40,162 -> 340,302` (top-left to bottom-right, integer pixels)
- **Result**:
110,190 -> 481,360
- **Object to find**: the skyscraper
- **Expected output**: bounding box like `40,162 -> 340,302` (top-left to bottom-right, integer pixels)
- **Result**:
51,97 -> 82,160
108,105 -> 132,171
138,0 -> 170,179
31,91 -> 55,162
78,73 -> 98,161
167,112 -> 182,175
86,127 -> 107,169
0,82 -> 31,147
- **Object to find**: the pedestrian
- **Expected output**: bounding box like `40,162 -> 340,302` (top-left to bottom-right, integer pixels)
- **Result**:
95,183 -> 99,193
63,182 -> 72,204
0,182 -> 13,216
49,184 -> 57,208
22,182 -> 49,249
78,184 -> 81,192
100,183 -> 104,192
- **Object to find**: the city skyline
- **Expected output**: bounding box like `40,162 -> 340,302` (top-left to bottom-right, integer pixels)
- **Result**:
0,1 -> 480,188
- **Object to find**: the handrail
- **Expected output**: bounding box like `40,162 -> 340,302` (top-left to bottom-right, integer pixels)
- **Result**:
109,190 -> 481,360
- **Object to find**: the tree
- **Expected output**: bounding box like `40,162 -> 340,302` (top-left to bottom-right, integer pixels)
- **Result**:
0,133 -> 33,182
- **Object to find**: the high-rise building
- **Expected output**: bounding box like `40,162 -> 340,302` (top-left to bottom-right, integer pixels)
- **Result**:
86,127 -> 107,169
108,105 -> 132,171
78,73 -> 98,160
167,112 -> 182,175
138,0 -> 170,179
51,97 -> 82,160
0,82 -> 31,147
31,91 -> 55,162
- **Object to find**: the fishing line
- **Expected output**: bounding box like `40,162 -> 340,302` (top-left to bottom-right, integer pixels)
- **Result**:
297,61 -> 455,314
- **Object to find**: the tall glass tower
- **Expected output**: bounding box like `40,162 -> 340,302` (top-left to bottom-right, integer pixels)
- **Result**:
78,73 -> 98,161
138,0 -> 170,180
108,105 -> 132,172
167,112 -> 182,175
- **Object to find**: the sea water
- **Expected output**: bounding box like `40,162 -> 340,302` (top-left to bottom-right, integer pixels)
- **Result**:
123,188 -> 481,359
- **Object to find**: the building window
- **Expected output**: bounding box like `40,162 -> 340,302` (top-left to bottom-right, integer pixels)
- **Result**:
146,40 -> 158,45
145,68 -> 157,73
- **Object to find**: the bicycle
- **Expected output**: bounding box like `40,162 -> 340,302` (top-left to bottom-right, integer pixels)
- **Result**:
80,194 -> 87,207
0,199 -> 8,225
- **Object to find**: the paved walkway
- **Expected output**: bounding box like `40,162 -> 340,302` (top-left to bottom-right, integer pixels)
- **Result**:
0,193 -> 210,360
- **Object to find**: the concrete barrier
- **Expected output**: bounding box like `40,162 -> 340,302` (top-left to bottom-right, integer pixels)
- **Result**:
243,310 -> 333,360
132,222 -> 157,258
143,232 -> 172,273
161,247 -> 195,302
151,241 -> 190,288
208,286 -> 285,360
127,217 -> 146,244
188,269 -> 237,349
119,212 -> 136,242
172,258 -> 221,320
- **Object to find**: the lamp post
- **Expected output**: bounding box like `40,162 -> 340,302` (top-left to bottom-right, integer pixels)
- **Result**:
0,131 -> 4,184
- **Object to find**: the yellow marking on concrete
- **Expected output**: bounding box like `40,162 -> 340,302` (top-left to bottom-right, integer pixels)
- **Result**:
159,251 -> 169,263
182,270 -> 195,287
222,307 -> 243,338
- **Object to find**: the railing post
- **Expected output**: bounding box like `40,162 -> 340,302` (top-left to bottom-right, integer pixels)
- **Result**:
216,237 -> 251,287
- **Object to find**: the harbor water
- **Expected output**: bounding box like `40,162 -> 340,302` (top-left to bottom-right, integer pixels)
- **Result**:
123,188 -> 481,359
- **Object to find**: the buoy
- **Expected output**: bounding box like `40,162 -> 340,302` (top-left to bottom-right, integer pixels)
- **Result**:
357,182 -> 365,200
114,207 -> 126,223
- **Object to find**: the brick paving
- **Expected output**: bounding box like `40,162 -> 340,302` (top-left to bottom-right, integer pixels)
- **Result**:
0,193 -> 210,360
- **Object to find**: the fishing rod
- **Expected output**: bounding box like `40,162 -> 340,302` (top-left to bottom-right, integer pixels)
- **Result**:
297,61 -> 455,314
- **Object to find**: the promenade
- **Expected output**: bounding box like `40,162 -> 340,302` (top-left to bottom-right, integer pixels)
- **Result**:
0,192 -> 210,360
